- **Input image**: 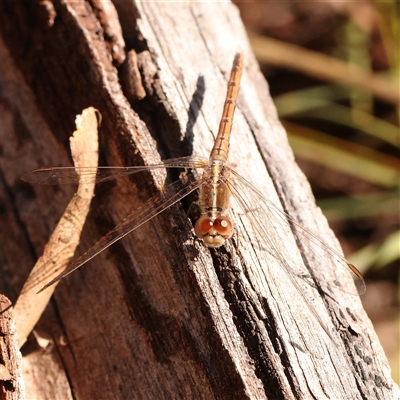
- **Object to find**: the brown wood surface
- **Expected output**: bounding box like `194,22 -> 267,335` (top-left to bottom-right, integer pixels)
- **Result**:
0,296 -> 25,400
0,1 -> 398,399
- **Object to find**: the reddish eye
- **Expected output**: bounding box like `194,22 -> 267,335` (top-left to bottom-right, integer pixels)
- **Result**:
194,216 -> 213,238
213,217 -> 233,236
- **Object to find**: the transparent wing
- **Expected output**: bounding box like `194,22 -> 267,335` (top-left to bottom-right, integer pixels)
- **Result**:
227,178 -> 334,340
37,177 -> 203,293
228,169 -> 365,297
22,156 -> 209,185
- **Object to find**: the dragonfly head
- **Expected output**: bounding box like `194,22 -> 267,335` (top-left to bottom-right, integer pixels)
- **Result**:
194,216 -> 233,248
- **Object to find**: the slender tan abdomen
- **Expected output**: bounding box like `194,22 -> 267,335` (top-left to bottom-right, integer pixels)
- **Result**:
210,52 -> 243,162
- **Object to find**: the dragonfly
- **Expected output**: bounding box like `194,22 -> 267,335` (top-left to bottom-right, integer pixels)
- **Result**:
23,52 -> 365,338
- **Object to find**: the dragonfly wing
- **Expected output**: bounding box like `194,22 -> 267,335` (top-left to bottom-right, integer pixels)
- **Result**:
22,156 -> 209,185
228,169 -> 365,297
37,177 -> 203,292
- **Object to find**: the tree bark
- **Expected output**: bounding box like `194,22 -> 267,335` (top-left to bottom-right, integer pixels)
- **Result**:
0,1 -> 398,399
0,296 -> 25,400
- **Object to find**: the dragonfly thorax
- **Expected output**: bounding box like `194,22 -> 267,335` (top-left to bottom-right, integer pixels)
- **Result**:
194,216 -> 233,248
194,160 -> 233,247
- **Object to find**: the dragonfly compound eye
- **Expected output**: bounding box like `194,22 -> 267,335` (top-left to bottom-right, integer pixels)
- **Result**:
194,216 -> 213,238
213,216 -> 233,238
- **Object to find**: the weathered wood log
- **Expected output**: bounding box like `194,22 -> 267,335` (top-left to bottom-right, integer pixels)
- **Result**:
0,1 -> 398,399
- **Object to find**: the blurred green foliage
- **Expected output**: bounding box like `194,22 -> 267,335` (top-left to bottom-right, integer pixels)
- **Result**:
245,0 -> 399,383
271,10 -> 399,274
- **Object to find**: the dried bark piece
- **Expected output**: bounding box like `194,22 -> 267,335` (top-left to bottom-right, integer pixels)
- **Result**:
121,49 -> 146,103
13,107 -> 100,348
90,0 -> 125,65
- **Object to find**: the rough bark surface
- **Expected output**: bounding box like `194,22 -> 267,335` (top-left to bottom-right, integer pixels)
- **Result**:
0,1 -> 398,399
0,296 -> 25,400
